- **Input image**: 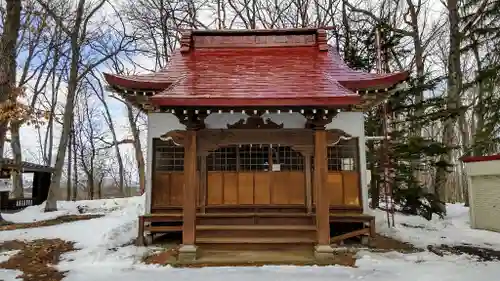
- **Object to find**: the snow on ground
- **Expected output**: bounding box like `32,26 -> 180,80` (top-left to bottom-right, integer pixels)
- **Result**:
1,197 -> 500,281
372,203 -> 500,250
1,197 -> 138,223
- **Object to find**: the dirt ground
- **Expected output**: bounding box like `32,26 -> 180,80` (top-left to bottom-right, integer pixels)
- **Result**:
0,214 -> 103,231
365,234 -> 420,253
0,239 -> 76,281
430,244 -> 500,261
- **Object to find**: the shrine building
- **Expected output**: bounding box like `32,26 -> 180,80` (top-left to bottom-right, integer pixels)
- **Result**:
104,28 -> 408,262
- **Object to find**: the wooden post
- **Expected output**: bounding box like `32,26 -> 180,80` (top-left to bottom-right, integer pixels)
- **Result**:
304,153 -> 313,214
179,129 -> 198,261
136,215 -> 145,246
199,154 -> 207,213
313,128 -> 334,259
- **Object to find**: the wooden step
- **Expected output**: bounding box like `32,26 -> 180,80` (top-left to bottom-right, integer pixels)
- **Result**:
198,212 -> 313,218
144,225 -> 182,233
143,214 -> 183,223
197,225 -> 315,231
146,213 -> 183,217
197,213 -> 315,226
196,237 -> 315,244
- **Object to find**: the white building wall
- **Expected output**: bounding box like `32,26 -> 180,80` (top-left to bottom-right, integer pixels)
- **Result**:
145,111 -> 368,214
464,159 -> 500,232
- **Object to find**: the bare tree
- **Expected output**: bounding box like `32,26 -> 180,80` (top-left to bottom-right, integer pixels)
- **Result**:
434,0 -> 462,206
74,88 -> 105,200
87,70 -> 126,195
8,2 -> 55,198
37,0 -> 136,211
0,0 -> 21,156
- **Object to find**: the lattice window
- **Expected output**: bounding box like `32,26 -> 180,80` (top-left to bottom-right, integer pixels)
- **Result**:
239,144 -> 269,171
207,146 -> 238,171
311,138 -> 359,171
206,144 -> 305,172
270,146 -> 304,171
154,139 -> 184,171
327,138 -> 358,171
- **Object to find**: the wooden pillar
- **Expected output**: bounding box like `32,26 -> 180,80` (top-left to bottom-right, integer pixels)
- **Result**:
199,153 -> 207,213
304,153 -> 313,214
179,129 -> 198,261
313,128 -> 334,259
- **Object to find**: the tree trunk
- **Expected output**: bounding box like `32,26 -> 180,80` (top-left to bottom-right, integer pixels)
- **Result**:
126,103 -> 145,195
67,128 -> 72,201
98,92 -> 125,194
435,0 -> 462,211
44,0 -> 85,212
10,120 -> 23,198
0,0 -> 22,157
72,128 -> 78,201
369,141 -> 379,209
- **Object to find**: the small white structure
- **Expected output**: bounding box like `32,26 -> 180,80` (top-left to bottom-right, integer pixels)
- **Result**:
462,154 -> 500,232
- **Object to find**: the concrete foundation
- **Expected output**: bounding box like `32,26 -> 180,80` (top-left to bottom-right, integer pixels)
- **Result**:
178,245 -> 198,262
314,244 -> 335,260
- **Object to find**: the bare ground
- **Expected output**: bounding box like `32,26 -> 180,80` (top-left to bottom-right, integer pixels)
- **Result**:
429,244 -> 500,261
0,239 -> 76,281
365,234 -> 421,253
0,214 -> 103,231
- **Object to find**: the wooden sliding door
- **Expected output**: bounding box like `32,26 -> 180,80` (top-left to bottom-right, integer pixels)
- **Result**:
312,138 -> 362,208
152,139 -> 186,208
205,145 -> 306,205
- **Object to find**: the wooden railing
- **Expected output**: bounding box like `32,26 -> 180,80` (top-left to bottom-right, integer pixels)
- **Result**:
0,197 -> 33,211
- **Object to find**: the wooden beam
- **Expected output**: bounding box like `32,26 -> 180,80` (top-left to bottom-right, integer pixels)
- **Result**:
314,129 -> 330,245
330,228 -> 369,243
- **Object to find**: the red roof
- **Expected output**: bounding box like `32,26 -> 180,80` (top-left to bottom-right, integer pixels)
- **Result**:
461,154 -> 500,163
104,28 -> 409,107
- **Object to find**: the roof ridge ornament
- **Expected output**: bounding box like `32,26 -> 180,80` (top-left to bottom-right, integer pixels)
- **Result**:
180,30 -> 193,53
317,29 -> 328,51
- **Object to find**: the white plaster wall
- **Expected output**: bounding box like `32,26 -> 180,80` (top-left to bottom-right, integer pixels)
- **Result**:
204,112 -> 307,129
145,111 -> 368,214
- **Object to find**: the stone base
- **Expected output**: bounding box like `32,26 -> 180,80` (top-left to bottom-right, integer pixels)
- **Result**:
178,245 -> 198,262
136,233 -> 153,246
145,234 -> 153,245
361,235 -> 370,245
314,245 -> 335,260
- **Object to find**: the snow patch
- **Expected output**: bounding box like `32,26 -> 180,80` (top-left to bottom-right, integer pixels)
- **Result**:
372,203 -> 500,250
1,196 -> 500,280
0,250 -> 19,263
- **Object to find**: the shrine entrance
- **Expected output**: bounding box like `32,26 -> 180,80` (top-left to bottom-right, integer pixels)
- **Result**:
104,27 -> 410,258
205,144 -> 307,206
